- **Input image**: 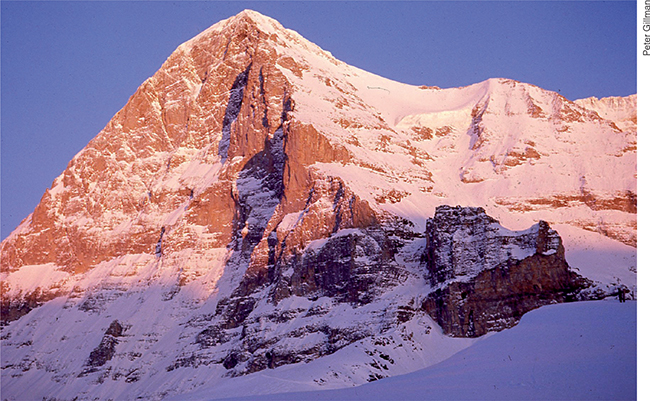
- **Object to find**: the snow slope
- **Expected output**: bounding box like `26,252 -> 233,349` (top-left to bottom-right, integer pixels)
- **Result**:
196,300 -> 636,401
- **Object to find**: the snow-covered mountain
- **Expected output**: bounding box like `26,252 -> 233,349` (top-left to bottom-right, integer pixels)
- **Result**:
0,10 -> 636,400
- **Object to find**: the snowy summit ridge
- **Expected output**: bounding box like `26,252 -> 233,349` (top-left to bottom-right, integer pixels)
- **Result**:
0,10 -> 636,401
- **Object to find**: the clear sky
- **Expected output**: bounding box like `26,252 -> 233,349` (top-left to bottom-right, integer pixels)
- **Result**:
1,0 -> 637,240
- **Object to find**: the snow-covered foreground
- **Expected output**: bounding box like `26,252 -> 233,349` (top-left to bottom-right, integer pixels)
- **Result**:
185,300 -> 636,401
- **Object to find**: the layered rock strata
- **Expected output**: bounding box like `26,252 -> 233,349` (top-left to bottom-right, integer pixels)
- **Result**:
423,206 -> 591,337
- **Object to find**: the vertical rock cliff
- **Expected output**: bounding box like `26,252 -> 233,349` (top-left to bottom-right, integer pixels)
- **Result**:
423,206 -> 591,337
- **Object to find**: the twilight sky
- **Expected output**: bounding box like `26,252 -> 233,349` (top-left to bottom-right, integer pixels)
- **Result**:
1,0 -> 637,240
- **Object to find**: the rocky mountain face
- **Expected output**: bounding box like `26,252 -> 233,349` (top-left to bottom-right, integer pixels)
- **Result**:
0,10 -> 636,401
574,94 -> 637,133
423,206 -> 590,337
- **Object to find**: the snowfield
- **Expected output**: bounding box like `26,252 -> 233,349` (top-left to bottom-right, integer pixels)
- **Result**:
182,300 -> 636,401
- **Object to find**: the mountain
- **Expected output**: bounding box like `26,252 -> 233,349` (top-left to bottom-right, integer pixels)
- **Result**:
0,10 -> 636,400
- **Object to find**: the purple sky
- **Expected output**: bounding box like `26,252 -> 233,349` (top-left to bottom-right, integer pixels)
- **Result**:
1,1 -> 637,240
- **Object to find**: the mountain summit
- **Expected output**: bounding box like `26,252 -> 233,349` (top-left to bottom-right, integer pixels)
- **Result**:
0,10 -> 636,400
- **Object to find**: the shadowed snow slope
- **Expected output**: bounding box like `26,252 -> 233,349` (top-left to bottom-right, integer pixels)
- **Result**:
202,300 -> 635,401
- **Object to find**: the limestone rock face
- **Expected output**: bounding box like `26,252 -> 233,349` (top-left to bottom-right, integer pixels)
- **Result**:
423,206 -> 591,337
0,11 -> 364,324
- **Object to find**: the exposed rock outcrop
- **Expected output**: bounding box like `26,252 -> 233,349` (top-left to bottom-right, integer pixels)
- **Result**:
0,286 -> 64,326
423,206 -> 591,337
83,320 -> 124,371
188,225 -> 405,376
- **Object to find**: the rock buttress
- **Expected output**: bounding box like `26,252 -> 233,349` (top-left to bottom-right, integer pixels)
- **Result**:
423,205 -> 591,337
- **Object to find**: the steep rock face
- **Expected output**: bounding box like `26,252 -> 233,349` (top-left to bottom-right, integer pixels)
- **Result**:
423,206 -> 590,337
2,11 -> 405,392
0,11 -> 362,324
